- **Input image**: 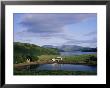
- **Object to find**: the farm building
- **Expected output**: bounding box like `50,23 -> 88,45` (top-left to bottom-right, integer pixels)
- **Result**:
52,57 -> 63,62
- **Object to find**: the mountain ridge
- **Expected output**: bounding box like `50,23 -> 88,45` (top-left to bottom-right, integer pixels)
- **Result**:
42,45 -> 97,52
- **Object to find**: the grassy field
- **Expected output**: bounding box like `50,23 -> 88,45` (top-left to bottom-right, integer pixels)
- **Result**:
37,55 -> 59,62
14,70 -> 97,75
36,54 -> 97,65
14,54 -> 97,67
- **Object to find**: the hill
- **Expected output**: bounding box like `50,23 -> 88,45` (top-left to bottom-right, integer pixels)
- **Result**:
43,45 -> 97,52
14,42 -> 59,64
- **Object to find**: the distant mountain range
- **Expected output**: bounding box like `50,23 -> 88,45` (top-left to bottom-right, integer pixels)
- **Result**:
42,45 -> 97,52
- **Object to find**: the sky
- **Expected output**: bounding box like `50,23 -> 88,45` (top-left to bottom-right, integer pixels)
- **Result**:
14,13 -> 97,48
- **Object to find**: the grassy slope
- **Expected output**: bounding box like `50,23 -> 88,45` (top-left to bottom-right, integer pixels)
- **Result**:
14,42 -> 59,64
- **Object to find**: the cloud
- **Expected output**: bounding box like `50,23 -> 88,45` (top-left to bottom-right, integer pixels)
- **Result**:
16,31 -> 73,41
18,13 -> 96,35
84,31 -> 97,36
14,13 -> 97,47
65,37 -> 97,45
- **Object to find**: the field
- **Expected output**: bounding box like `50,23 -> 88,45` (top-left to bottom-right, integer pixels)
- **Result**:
14,54 -> 97,67
36,54 -> 97,65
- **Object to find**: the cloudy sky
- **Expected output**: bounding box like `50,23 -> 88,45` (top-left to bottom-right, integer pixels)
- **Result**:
14,13 -> 97,48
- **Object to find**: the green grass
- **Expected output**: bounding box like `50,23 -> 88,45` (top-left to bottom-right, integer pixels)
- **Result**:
36,54 -> 97,65
14,70 -> 97,75
37,55 -> 59,62
63,54 -> 97,65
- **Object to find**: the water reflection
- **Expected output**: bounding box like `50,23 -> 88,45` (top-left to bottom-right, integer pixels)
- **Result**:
51,63 -> 62,70
16,63 -> 97,71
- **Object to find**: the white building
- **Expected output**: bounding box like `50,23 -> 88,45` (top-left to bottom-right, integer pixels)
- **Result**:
52,57 -> 63,62
26,59 -> 30,63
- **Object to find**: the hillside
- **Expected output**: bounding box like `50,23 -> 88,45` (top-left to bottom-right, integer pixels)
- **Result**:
14,42 -> 59,64
43,45 -> 97,52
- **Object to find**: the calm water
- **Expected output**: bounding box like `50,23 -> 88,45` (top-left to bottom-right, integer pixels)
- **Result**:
60,51 -> 96,56
18,64 -> 97,71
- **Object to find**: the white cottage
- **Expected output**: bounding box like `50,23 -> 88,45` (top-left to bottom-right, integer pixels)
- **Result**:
26,58 -> 30,63
52,57 -> 63,62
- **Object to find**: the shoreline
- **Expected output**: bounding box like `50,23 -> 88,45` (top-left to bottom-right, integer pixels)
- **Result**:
14,61 -> 96,68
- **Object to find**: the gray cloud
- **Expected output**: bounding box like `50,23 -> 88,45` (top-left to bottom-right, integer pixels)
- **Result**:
65,37 -> 97,45
18,13 -> 96,34
84,31 -> 97,36
16,31 -> 73,41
